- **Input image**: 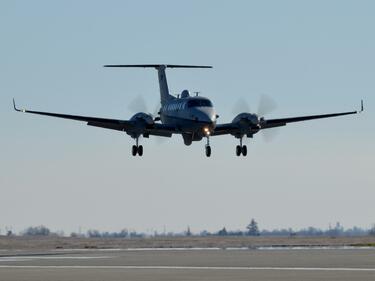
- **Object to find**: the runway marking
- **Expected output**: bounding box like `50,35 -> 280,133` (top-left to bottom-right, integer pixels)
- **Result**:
0,256 -> 110,262
0,265 -> 375,272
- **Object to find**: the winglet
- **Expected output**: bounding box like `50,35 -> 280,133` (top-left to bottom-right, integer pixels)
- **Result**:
359,99 -> 364,113
13,98 -> 19,111
13,98 -> 25,112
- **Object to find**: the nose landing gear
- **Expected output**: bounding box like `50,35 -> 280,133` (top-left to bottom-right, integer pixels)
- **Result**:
236,137 -> 247,157
205,137 -> 211,157
132,137 -> 144,156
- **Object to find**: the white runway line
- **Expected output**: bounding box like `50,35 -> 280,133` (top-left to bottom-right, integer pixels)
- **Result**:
0,265 -> 375,272
0,256 -> 110,262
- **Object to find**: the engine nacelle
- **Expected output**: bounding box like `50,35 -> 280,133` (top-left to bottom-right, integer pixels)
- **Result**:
232,113 -> 259,125
130,112 -> 154,125
232,113 -> 260,136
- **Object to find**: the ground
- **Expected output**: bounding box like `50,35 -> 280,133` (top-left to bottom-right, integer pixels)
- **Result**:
1,235 -> 375,250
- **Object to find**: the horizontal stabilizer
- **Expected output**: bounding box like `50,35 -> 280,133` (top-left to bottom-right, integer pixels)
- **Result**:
104,64 -> 212,69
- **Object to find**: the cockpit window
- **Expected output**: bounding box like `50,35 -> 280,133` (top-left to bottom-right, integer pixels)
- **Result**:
187,99 -> 213,108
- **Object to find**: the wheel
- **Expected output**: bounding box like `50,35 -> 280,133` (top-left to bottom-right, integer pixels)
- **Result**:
241,145 -> 247,156
236,145 -> 241,156
137,145 -> 143,156
132,145 -> 137,156
205,145 -> 211,157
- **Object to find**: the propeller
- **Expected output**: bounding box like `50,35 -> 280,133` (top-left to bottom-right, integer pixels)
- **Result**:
232,94 -> 279,142
127,95 -> 159,117
232,97 -> 251,114
257,94 -> 277,117
258,94 -> 279,142
127,95 -> 165,144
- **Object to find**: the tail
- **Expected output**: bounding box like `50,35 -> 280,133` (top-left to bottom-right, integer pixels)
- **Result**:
104,64 -> 212,106
156,65 -> 174,105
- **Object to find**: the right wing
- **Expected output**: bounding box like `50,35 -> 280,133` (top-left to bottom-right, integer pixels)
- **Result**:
262,111 -> 358,129
212,101 -> 363,136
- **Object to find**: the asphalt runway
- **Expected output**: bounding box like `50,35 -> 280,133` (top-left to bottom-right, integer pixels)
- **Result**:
1,248 -> 375,281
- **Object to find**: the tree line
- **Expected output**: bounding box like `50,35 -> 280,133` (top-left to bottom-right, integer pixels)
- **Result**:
2,219 -> 375,238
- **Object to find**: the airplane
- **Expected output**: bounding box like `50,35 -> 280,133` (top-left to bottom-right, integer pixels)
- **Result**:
13,64 -> 364,157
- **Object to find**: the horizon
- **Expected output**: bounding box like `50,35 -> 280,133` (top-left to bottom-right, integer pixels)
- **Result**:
3,221 -> 374,237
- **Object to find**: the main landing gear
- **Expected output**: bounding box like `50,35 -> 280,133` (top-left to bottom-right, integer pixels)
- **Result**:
132,137 -> 143,156
205,137 -> 211,157
236,137 -> 247,156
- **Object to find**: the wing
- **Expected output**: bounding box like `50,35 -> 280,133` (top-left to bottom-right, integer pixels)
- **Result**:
13,99 -> 175,137
212,123 -> 239,136
262,110 -> 359,129
213,101 -> 363,136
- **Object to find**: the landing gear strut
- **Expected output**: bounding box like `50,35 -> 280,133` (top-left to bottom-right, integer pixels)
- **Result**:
236,137 -> 247,157
132,137 -> 143,156
205,137 -> 211,157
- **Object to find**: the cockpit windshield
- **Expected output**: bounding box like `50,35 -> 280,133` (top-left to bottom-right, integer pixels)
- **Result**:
187,99 -> 213,108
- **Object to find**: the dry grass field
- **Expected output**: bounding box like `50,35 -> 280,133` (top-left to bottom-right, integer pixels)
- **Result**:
1,236 -> 375,250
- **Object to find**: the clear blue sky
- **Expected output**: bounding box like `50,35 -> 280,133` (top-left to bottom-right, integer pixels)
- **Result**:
0,0 -> 374,235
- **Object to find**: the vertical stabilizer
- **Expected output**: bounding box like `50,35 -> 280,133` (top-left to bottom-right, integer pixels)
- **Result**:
156,65 -> 174,105
103,64 -> 212,106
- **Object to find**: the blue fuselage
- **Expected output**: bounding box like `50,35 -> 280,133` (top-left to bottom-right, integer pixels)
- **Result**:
160,96 -> 217,137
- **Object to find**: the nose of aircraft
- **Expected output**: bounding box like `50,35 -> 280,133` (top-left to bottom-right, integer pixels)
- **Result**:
196,108 -> 216,124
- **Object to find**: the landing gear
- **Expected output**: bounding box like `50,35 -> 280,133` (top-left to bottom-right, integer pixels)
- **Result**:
205,145 -> 211,157
205,137 -> 211,157
236,145 -> 241,156
241,145 -> 247,156
138,145 -> 143,156
132,137 -> 144,157
236,137 -> 247,157
132,145 -> 137,156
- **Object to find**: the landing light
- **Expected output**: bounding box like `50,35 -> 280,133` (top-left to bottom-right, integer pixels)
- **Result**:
203,127 -> 210,136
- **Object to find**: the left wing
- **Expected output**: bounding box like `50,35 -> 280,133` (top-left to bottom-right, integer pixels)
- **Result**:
13,99 -> 174,137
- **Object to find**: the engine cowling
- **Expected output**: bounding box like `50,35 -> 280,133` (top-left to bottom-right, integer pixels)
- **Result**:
126,112 -> 155,138
130,112 -> 154,125
232,113 -> 260,136
232,113 -> 258,125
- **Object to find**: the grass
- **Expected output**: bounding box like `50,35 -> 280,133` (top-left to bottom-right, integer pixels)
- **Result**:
1,236 -> 375,250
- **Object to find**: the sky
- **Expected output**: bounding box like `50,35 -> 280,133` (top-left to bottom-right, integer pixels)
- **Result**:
0,0 -> 374,235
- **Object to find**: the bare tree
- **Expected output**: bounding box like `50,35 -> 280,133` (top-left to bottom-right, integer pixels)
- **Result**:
22,225 -> 50,236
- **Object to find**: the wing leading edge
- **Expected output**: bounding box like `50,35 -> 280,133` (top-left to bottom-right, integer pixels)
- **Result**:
213,100 -> 363,136
13,99 -> 363,138
262,110 -> 359,129
12,99 -> 175,137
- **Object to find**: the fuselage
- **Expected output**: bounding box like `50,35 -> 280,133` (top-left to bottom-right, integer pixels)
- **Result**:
160,92 -> 217,141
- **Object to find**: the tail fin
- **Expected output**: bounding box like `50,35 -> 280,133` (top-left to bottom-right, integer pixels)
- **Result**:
104,64 -> 212,106
156,65 -> 173,105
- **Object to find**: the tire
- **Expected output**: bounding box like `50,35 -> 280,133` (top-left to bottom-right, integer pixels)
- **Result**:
205,145 -> 211,157
241,145 -> 247,156
132,145 -> 137,156
236,145 -> 241,156
138,145 -> 143,156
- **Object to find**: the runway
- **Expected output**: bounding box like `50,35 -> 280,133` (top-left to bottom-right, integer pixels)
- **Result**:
1,248 -> 375,281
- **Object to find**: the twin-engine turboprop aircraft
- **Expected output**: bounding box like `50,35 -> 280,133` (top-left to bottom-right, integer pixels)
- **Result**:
13,64 -> 363,157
